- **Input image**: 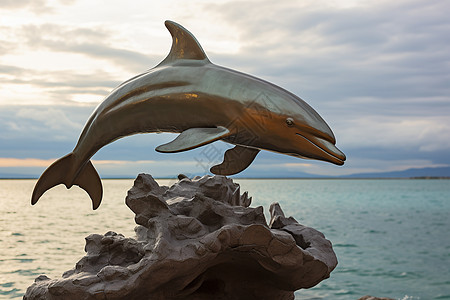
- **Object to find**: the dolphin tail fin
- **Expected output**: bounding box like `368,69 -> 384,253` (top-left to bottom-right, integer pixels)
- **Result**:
31,154 -> 103,210
73,160 -> 103,210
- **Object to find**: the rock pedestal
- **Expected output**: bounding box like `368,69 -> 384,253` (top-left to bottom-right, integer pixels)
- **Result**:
24,174 -> 337,300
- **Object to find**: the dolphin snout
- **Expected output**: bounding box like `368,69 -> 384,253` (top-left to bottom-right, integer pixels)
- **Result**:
313,136 -> 346,165
296,133 -> 346,165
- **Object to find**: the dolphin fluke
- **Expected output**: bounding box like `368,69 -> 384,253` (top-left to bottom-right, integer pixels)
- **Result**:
73,160 -> 103,210
31,154 -> 103,210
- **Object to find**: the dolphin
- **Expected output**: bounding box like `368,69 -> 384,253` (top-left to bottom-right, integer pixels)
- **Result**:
31,20 -> 345,210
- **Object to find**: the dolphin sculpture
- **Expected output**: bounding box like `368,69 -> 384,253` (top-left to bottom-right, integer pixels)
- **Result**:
31,20 -> 345,210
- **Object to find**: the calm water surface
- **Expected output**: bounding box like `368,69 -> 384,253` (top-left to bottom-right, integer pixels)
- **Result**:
0,178 -> 449,299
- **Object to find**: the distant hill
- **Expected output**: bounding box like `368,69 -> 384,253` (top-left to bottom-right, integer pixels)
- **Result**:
342,166 -> 450,178
234,166 -> 450,179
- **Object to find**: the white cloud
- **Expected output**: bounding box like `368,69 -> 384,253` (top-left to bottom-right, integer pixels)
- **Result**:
0,0 -> 51,14
16,107 -> 82,131
336,115 -> 450,153
0,64 -> 120,105
0,0 -> 76,14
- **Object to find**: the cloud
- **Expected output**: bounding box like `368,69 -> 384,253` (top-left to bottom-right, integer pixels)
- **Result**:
206,0 -> 450,104
0,157 -> 207,178
203,0 -> 450,168
0,23 -> 160,106
0,158 -> 55,167
16,107 -> 82,131
0,40 -> 13,55
0,0 -> 50,13
18,23 -> 157,72
0,105 -> 91,146
0,64 -> 121,105
334,115 -> 450,152
0,0 -> 75,14
0,158 -> 158,168
1,1 -> 449,177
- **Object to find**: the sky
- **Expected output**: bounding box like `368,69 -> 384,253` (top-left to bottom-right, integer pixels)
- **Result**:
0,0 -> 449,178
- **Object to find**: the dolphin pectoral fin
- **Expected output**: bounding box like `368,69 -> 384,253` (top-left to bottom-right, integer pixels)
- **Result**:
155,126 -> 230,153
73,160 -> 103,210
210,146 -> 260,176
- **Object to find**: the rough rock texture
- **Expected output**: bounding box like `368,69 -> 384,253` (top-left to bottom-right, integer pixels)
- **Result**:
24,174 -> 338,300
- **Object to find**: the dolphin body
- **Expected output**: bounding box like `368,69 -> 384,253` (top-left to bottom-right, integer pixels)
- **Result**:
32,20 -> 346,210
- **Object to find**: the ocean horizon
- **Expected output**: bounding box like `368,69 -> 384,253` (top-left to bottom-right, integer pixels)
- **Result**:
1,177 -> 449,299
2,165 -> 450,180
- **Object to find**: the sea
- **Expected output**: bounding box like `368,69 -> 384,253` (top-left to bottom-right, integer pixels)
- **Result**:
0,178 -> 449,300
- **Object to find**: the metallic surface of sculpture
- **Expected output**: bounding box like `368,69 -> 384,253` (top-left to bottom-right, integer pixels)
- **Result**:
31,20 -> 345,210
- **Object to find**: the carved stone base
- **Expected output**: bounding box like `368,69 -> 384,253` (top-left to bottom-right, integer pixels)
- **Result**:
24,174 -> 337,300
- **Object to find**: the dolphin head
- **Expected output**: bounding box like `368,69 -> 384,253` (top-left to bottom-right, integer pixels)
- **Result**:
286,117 -> 346,166
241,87 -> 346,166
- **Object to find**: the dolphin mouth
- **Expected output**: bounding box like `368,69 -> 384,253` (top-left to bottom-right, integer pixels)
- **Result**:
296,133 -> 346,165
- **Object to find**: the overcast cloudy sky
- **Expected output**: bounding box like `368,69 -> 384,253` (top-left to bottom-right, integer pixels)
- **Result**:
0,0 -> 449,178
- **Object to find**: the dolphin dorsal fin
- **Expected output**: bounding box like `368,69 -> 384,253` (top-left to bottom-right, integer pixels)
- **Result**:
158,20 -> 210,66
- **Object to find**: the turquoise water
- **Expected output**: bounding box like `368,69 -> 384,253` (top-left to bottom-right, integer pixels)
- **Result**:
0,178 -> 449,299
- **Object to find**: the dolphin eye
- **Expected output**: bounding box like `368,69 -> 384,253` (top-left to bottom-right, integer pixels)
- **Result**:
285,118 -> 294,127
